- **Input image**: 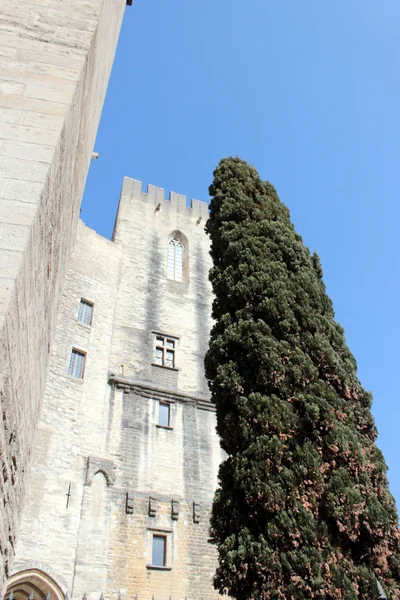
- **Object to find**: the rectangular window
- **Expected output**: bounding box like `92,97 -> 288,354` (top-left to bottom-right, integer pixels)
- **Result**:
154,335 -> 175,368
77,299 -> 93,326
68,349 -> 86,378
158,402 -> 170,427
152,535 -> 166,567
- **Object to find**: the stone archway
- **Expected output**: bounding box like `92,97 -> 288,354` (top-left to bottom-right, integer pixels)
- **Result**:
5,569 -> 64,600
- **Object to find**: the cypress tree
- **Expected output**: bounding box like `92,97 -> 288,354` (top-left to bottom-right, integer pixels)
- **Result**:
205,157 -> 400,600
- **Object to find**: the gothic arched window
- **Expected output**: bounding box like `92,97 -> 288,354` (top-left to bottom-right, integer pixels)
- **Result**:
168,237 -> 184,282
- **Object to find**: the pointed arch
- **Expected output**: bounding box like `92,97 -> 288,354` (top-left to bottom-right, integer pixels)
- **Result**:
85,456 -> 116,487
167,230 -> 189,283
5,569 -> 65,600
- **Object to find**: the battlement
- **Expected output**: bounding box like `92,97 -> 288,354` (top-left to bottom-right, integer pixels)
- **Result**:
120,177 -> 210,221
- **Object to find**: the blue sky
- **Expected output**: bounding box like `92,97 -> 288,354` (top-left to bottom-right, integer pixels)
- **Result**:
82,1 -> 400,502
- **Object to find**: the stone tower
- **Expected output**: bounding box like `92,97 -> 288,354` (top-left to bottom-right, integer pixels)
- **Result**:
6,179 -> 223,599
0,0 -> 130,590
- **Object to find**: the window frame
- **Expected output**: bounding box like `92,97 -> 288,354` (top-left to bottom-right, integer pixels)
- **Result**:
146,528 -> 172,571
153,334 -> 178,370
68,348 -> 86,379
166,231 -> 189,284
167,237 -> 184,282
77,298 -> 94,327
157,401 -> 171,428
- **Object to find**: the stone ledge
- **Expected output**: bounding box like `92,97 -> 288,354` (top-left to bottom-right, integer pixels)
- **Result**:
151,362 -> 179,373
108,374 -> 215,411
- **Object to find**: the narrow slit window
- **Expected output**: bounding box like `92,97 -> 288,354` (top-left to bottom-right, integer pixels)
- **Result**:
167,237 -> 183,282
68,349 -> 86,379
78,299 -> 93,326
158,402 -> 170,427
152,535 -> 166,567
154,335 -> 176,368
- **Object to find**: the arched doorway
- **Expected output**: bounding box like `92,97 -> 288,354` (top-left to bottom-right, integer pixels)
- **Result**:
5,569 -> 65,600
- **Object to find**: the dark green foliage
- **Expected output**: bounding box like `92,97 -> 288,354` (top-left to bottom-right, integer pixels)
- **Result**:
205,157 -> 400,600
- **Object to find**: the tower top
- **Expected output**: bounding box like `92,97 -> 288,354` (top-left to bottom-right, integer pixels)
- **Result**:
120,177 -> 209,221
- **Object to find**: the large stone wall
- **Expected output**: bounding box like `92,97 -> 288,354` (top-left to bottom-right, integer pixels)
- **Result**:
0,0 -> 128,590
12,221 -> 122,595
12,182 -> 224,599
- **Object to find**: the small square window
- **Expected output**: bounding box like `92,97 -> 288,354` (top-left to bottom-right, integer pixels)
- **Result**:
78,299 -> 93,326
158,402 -> 170,427
152,535 -> 166,567
153,335 -> 176,368
68,349 -> 86,379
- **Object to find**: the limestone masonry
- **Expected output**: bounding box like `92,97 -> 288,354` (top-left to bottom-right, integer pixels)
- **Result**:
0,0 -> 128,591
0,1 -> 224,596
5,179 -> 224,600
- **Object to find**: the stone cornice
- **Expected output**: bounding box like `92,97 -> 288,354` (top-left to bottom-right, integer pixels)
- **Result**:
108,374 -> 215,412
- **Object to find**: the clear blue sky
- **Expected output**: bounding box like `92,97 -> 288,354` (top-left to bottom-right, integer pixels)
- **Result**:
82,1 -> 400,503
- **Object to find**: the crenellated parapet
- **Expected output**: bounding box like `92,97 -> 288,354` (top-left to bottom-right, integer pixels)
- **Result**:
119,177 -> 209,222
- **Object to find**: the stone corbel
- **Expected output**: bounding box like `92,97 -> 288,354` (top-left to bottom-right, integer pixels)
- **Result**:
171,499 -> 180,521
126,492 -> 134,515
193,502 -> 200,524
149,496 -> 157,517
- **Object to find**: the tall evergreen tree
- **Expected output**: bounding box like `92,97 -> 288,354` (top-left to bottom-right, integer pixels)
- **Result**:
205,157 -> 400,600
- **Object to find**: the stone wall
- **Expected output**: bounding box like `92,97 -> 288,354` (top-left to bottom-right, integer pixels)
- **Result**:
0,0 -> 128,590
110,177 -> 211,398
11,181 -> 224,599
12,221 -> 122,595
